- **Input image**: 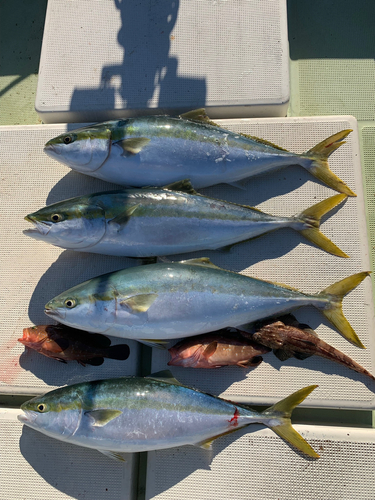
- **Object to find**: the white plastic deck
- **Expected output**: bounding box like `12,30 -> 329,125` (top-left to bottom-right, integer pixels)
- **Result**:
35,0 -> 289,123
0,116 -> 374,407
0,408 -> 137,500
145,424 -> 375,500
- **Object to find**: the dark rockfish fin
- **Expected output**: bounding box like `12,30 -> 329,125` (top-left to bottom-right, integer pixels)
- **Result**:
302,129 -> 356,196
316,272 -> 370,349
261,385 -> 319,458
103,344 -> 130,361
296,193 -> 348,258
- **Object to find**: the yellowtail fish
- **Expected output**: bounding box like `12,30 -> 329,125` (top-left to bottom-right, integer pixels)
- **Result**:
44,258 -> 370,349
44,109 -> 355,196
24,181 -> 348,258
18,371 -> 319,460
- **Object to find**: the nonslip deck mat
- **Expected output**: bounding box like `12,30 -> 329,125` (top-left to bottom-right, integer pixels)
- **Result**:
145,425 -> 375,500
0,117 -> 374,405
35,0 -> 289,122
0,408 -> 137,500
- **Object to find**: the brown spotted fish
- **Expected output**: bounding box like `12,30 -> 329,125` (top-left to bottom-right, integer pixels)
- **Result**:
19,324 -> 130,366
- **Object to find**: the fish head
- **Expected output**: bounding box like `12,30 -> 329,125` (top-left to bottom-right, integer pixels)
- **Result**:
18,326 -> 48,349
44,276 -> 117,333
44,125 -> 112,172
24,198 -> 106,250
18,388 -> 82,440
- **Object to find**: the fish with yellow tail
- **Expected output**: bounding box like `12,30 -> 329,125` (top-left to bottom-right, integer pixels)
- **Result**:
44,109 -> 356,196
18,371 -> 319,461
44,259 -> 370,349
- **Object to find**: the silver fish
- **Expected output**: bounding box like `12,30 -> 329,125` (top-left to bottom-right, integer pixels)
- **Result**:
24,180 -> 348,258
44,258 -> 369,348
18,371 -> 319,460
44,109 -> 355,196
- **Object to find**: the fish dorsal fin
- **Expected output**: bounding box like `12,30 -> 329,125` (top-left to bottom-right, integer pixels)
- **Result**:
180,108 -> 220,127
119,293 -> 158,313
98,449 -> 127,462
162,179 -> 199,195
145,369 -> 183,386
85,409 -> 122,427
238,132 -> 289,152
118,137 -> 151,155
109,204 -> 140,226
178,257 -> 222,270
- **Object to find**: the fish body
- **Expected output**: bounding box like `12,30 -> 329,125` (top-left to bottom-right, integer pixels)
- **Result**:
18,324 -> 130,366
250,315 -> 375,380
168,331 -> 271,368
44,259 -> 369,348
18,372 -> 318,458
44,109 -> 355,196
24,181 -> 348,258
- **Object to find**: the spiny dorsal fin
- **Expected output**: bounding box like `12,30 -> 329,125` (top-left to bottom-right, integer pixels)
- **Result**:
180,108 -> 220,127
145,369 -> 183,386
162,179 -> 199,195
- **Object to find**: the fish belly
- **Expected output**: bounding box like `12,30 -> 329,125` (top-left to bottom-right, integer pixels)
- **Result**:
106,290 -> 318,340
94,139 -> 297,188
89,217 -> 289,257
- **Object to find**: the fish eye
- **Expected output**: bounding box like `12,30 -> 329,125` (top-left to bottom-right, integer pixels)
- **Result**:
64,298 -> 76,309
51,213 -> 63,223
63,135 -> 73,145
37,403 -> 47,412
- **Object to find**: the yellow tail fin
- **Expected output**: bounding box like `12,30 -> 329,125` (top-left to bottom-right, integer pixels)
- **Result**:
303,130 -> 356,197
262,385 -> 319,458
317,272 -> 371,348
297,193 -> 348,257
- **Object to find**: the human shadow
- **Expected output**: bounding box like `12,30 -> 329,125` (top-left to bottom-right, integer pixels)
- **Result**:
69,0 -> 206,122
19,426 -> 135,500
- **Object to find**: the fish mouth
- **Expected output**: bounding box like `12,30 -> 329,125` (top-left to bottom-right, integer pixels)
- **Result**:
44,306 -> 65,320
18,411 -> 36,424
23,216 -> 52,237
44,143 -> 60,155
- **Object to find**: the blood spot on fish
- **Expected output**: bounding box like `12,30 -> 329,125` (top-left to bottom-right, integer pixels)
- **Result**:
228,407 -> 239,427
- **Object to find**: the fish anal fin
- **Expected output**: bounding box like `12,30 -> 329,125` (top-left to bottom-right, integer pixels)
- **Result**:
119,293 -> 158,313
117,137 -> 150,155
194,425 -> 245,450
98,449 -> 127,462
85,409 -> 122,427
146,369 -> 183,386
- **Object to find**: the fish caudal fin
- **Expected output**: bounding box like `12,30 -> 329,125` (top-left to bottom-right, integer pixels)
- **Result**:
296,193 -> 348,258
302,130 -> 356,197
317,272 -> 370,348
262,385 -> 319,458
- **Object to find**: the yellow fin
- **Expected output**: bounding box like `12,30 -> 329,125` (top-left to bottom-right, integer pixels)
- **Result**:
317,272 -> 370,348
85,409 -> 122,427
120,293 -> 158,313
118,137 -> 150,154
162,179 -> 199,195
180,108 -> 220,127
139,339 -> 168,349
146,369 -> 183,386
98,449 -> 127,462
178,257 -> 222,269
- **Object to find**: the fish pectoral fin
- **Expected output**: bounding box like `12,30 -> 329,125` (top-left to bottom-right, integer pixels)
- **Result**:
98,449 -> 127,462
146,369 -> 184,386
109,204 -> 140,227
203,342 -> 218,359
180,108 -> 220,127
85,409 -> 122,427
117,137 -> 151,155
273,349 -> 294,361
139,339 -> 168,349
120,293 -> 158,313
162,179 -> 199,195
